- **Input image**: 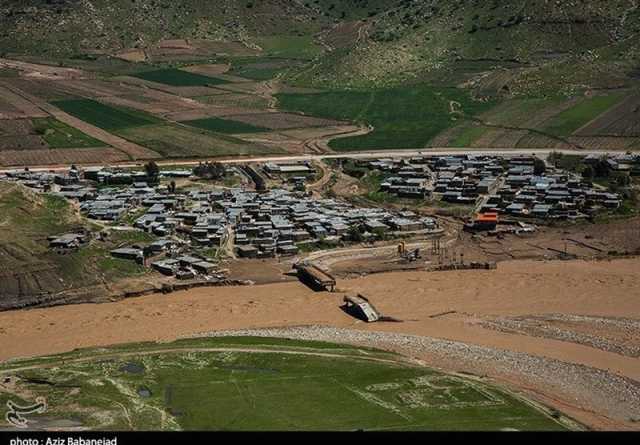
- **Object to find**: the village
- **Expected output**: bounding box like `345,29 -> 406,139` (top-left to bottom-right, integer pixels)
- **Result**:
0,151 -> 637,287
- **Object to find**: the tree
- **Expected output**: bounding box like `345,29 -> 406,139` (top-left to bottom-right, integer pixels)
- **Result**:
144,161 -> 160,182
611,172 -> 631,188
533,158 -> 546,176
593,156 -> 610,178
548,151 -> 562,168
348,225 -> 365,243
582,165 -> 594,181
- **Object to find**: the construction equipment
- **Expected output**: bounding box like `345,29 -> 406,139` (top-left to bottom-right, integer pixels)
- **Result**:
398,241 -> 421,262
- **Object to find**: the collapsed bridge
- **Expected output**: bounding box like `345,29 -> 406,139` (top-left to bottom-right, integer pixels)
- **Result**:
294,262 -> 336,292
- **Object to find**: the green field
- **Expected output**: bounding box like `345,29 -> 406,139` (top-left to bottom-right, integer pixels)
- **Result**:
32,117 -> 105,148
228,58 -> 301,81
277,85 -> 495,150
542,94 -> 625,137
181,117 -> 269,134
49,99 -> 279,159
255,36 -> 324,59
450,124 -> 489,147
132,69 -> 228,86
0,337 -> 569,431
52,99 -> 162,130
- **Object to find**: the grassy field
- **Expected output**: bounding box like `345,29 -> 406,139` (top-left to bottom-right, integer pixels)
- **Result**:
450,124 -> 489,147
181,117 -> 269,134
542,94 -> 625,137
277,85 -> 495,150
0,337 -> 568,431
32,117 -> 105,149
132,69 -> 228,86
52,99 -> 162,131
226,57 -> 306,81
255,36 -> 324,59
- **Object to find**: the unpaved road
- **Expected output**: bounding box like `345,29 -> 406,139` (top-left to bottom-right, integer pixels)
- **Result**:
0,257 -> 639,429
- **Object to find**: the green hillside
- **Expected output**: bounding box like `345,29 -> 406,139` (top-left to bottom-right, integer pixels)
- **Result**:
1,1 -> 638,95
0,1 -> 638,150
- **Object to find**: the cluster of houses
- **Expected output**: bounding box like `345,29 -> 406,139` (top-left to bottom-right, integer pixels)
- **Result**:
126,186 -> 439,260
0,164 -> 440,278
587,153 -> 640,176
356,153 -> 630,222
225,189 -> 439,258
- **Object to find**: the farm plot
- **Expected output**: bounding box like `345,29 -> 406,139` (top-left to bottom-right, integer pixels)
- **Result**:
0,337 -> 566,431
116,124 -> 282,158
574,93 -> 640,137
51,99 -> 162,131
277,86 -> 495,150
32,117 -> 105,149
159,108 -> 244,122
228,59 -> 302,81
0,147 -> 127,167
53,79 -> 144,99
1,78 -> 78,101
0,135 -> 47,151
0,85 -> 47,119
181,117 -> 270,134
515,134 -> 572,149
566,136 -> 639,150
255,35 -> 324,59
99,96 -> 194,115
435,97 -> 580,148
215,81 -> 272,94
224,112 -> 344,130
131,69 -> 229,87
194,93 -> 270,110
0,117 -> 104,151
0,119 -> 35,135
181,64 -> 231,77
157,86 -> 229,98
113,75 -> 229,98
0,118 -> 46,150
542,94 -> 626,137
189,40 -> 261,57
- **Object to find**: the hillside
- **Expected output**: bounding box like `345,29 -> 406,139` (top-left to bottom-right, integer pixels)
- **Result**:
292,0 -> 640,95
1,0 -> 638,95
0,0 -> 638,152
0,182 -> 152,309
